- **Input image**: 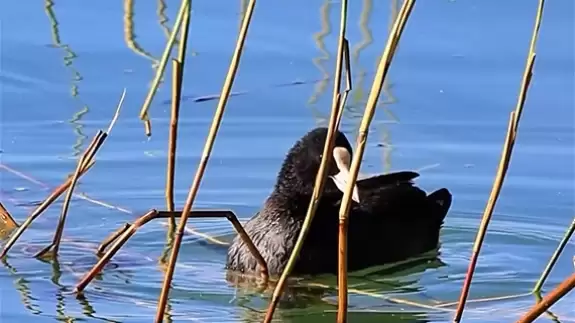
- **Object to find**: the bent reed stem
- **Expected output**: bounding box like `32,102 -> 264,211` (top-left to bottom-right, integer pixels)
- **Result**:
74,210 -> 266,293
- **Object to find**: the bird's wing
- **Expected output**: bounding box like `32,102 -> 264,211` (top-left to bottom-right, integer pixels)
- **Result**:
357,171 -> 419,190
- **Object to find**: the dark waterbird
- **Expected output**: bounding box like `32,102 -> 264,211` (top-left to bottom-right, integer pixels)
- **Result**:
226,127 -> 452,277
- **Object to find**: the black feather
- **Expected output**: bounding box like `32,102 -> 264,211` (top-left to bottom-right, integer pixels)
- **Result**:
226,127 -> 452,277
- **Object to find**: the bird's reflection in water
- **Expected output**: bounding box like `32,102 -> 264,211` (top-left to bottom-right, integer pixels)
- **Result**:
226,251 -> 445,323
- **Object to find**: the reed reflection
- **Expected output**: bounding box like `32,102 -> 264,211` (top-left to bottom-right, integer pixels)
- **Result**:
379,0 -> 400,173
308,0 -> 332,113
1,258 -> 42,316
157,0 -> 174,41
44,0 -> 88,158
124,0 -> 158,65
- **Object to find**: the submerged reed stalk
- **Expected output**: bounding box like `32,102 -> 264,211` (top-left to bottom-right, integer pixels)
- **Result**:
263,1 -> 352,322
74,210 -> 266,292
453,1 -> 546,321
34,90 -> 125,260
154,1 -> 258,321
138,0 -> 191,136
517,273 -> 575,323
532,216 -> 575,293
336,2 -> 414,322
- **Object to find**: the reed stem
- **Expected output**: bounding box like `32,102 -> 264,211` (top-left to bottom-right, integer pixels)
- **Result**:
35,90 -> 125,259
74,210 -> 266,293
0,159 -> 95,259
453,1 -> 545,321
97,223 -> 130,255
138,0 -> 191,136
166,59 -> 183,227
516,273 -> 575,323
336,2 -> 414,322
164,0 -> 190,226
263,0 -> 352,321
36,131 -> 105,259
532,216 -> 575,293
154,2 -> 258,321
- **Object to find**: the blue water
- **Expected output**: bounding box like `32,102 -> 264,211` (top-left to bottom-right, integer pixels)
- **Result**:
1,0 -> 574,322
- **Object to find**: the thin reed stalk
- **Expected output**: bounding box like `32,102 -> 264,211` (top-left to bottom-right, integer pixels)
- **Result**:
336,2 -> 415,322
176,1 -> 191,73
453,1 -> 545,321
154,1 -> 258,321
138,0 -> 190,136
166,59 -> 183,227
263,0 -> 352,321
165,0 -> 190,226
0,159 -> 96,259
74,210 -> 266,293
532,216 -> 575,293
35,90 -> 125,259
0,202 -> 19,229
35,131 -> 105,259
335,39 -> 352,130
516,273 -> 575,323
97,223 -> 130,255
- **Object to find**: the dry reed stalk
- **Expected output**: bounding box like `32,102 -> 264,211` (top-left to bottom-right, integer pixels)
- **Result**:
0,202 -> 19,229
453,110 -> 516,321
0,159 -> 96,259
144,118 -> 152,137
533,216 -> 575,293
263,0 -> 352,321
335,39 -> 352,130
453,0 -> 545,320
165,0 -> 190,217
35,131 -> 105,259
165,0 -> 190,233
516,273 -> 575,323
166,59 -> 183,228
74,210 -> 266,293
138,0 -> 190,135
35,90 -> 125,260
336,2 -> 414,322
154,1 -> 257,321
97,223 -> 130,255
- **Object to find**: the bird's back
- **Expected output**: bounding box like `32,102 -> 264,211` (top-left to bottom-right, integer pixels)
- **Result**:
344,171 -> 451,271
226,171 -> 451,277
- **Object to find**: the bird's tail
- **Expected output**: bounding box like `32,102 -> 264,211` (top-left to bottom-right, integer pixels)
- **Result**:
427,188 -> 452,223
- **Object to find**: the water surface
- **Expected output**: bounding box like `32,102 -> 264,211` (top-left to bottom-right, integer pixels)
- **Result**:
1,0 -> 574,322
